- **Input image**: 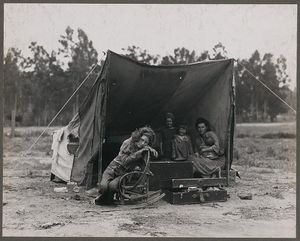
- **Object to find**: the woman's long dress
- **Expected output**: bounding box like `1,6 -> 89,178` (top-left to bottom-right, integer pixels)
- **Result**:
188,131 -> 225,177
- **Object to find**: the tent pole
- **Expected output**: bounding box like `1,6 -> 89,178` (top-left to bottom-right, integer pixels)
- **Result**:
227,60 -> 235,186
97,56 -> 109,185
226,112 -> 231,187
97,79 -> 108,185
227,104 -> 235,186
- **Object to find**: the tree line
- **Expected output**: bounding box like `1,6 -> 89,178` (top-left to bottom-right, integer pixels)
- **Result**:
4,26 -> 296,129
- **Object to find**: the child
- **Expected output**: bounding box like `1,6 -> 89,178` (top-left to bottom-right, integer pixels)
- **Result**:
159,112 -> 176,160
171,124 -> 193,161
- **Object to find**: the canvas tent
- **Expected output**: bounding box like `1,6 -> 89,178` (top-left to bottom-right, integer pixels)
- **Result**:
51,50 -> 235,188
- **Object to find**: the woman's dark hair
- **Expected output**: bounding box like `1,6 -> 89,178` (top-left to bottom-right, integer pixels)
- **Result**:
195,117 -> 211,131
131,126 -> 156,146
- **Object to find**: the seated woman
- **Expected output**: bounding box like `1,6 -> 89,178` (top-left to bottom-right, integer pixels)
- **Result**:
95,126 -> 158,205
188,117 -> 225,178
171,124 -> 193,161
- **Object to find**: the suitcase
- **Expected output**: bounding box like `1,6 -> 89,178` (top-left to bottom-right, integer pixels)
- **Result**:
160,177 -> 227,189
149,161 -> 193,191
164,188 -> 227,205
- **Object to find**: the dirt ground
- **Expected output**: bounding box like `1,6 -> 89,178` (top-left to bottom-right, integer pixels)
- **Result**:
2,123 -> 296,237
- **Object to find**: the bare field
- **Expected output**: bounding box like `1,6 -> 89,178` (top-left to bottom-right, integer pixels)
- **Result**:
2,123 -> 296,237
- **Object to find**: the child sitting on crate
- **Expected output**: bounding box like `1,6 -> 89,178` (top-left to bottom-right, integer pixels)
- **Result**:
171,124 -> 194,161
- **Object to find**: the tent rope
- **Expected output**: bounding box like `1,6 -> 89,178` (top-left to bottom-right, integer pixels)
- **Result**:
236,60 -> 296,114
22,60 -> 102,156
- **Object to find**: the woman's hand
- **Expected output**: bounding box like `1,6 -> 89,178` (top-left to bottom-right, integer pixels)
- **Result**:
138,146 -> 158,158
147,146 -> 158,158
202,146 -> 212,152
199,145 -> 211,153
138,147 -> 150,154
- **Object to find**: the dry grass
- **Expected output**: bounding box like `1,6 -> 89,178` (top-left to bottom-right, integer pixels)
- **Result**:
233,122 -> 296,172
3,126 -> 62,137
3,135 -> 53,157
261,133 -> 296,139
235,122 -> 296,138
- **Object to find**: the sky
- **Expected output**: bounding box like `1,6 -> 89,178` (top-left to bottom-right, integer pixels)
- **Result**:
4,4 -> 297,89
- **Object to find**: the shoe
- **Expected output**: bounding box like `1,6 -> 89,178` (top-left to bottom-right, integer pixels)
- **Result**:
94,194 -> 106,205
86,188 -> 99,197
52,176 -> 66,183
95,193 -> 116,206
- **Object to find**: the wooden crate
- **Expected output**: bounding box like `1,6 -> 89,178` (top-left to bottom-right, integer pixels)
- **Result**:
160,177 -> 226,189
164,188 -> 227,205
149,161 -> 193,191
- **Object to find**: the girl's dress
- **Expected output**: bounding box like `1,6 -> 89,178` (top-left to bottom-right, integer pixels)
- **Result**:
171,134 -> 193,161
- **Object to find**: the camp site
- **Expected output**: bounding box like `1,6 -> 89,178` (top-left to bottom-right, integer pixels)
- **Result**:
3,50 -> 296,237
3,4 -> 296,238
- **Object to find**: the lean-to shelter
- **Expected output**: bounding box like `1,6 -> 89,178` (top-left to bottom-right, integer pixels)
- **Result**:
51,50 -> 235,188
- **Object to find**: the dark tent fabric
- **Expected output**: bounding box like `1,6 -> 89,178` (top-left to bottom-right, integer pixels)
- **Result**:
70,50 -> 235,184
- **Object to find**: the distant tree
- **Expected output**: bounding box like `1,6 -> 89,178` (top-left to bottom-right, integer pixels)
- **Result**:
23,42 -> 64,125
275,55 -> 290,85
244,50 -> 265,121
58,26 -> 99,115
161,55 -> 173,65
3,48 -> 25,135
4,48 -> 21,116
47,51 -> 73,126
235,58 -> 253,121
171,47 -> 197,64
161,43 -> 227,66
287,87 -> 297,111
261,53 -> 289,121
4,27 -> 100,127
197,50 -> 210,61
122,45 -> 159,65
160,47 -> 197,65
235,50 -> 291,122
210,42 -> 228,60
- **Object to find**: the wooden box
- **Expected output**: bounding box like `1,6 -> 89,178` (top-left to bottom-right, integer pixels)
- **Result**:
149,161 -> 193,191
160,177 -> 226,189
164,188 -> 227,205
